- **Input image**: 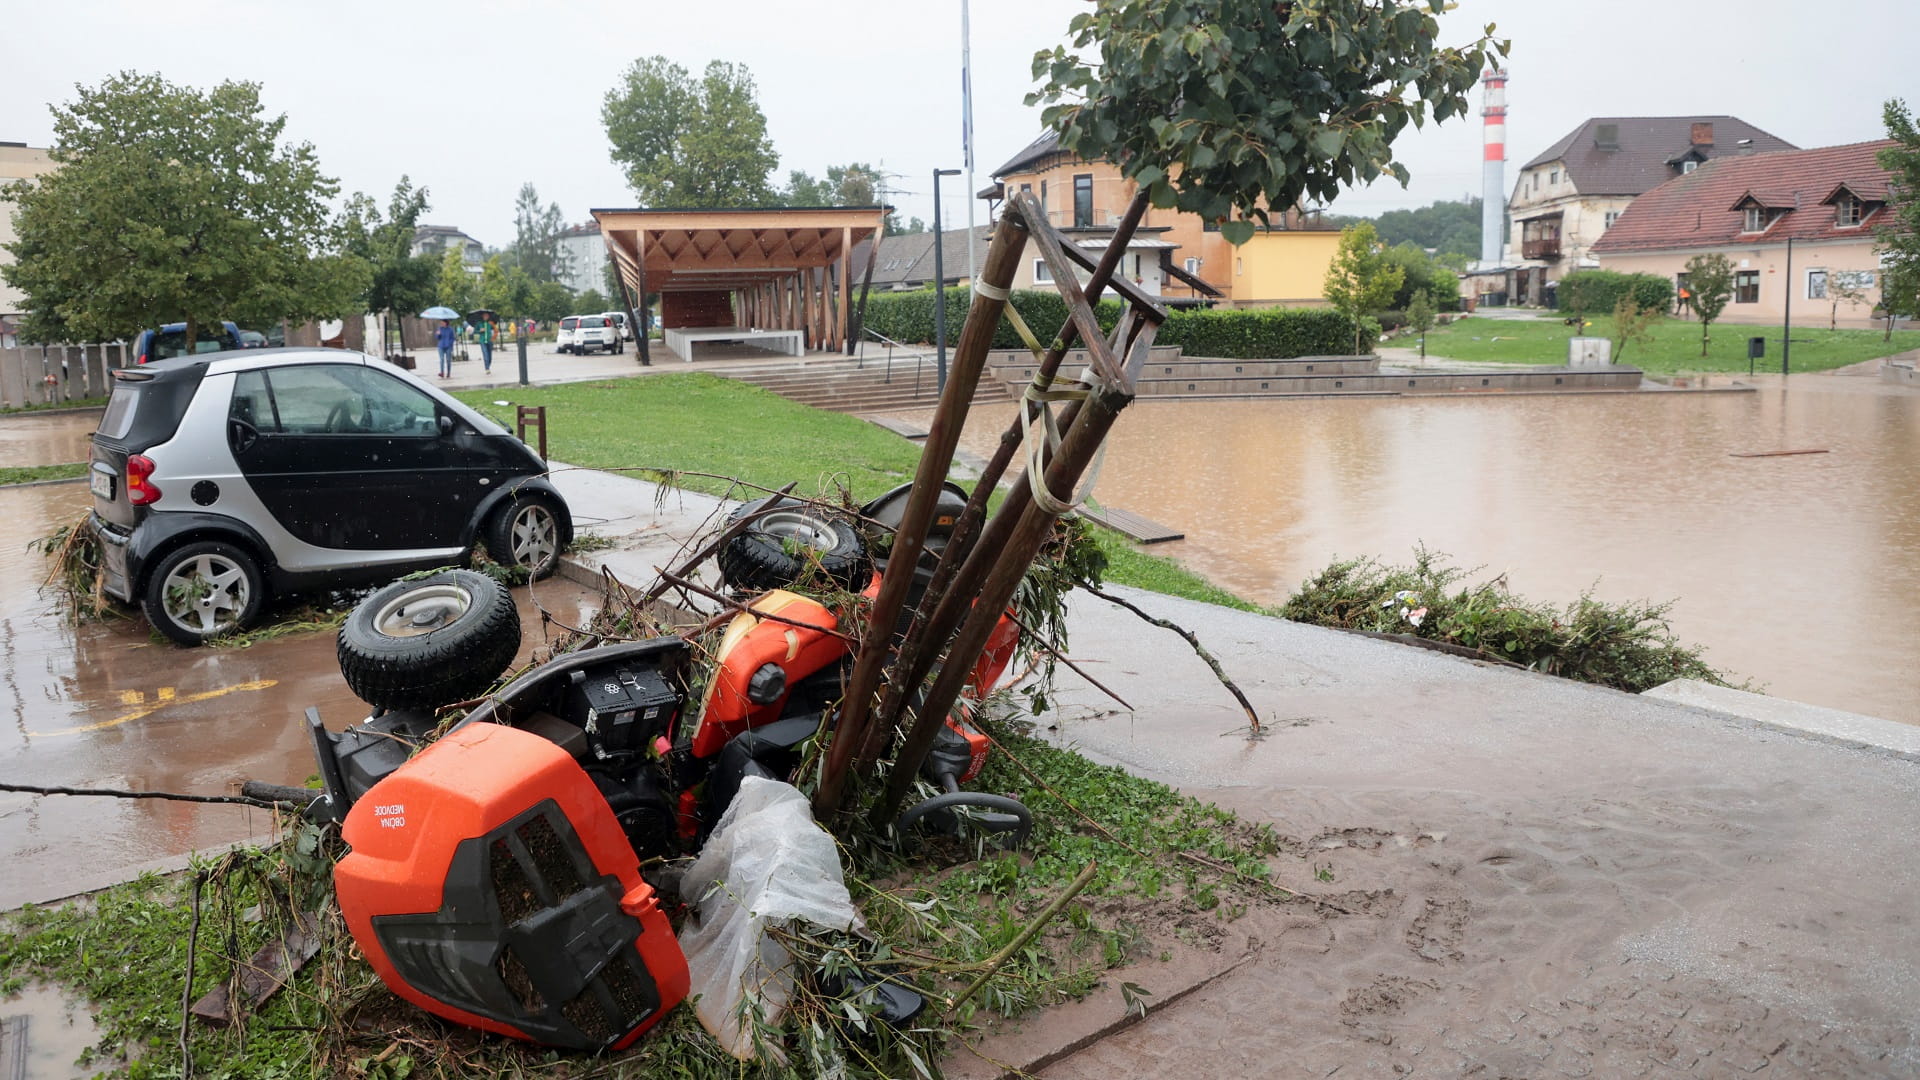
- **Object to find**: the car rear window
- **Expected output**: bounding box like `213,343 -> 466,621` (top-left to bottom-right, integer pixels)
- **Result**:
561,317 -> 579,329
99,384 -> 141,439
581,316 -> 607,327
153,328 -> 233,360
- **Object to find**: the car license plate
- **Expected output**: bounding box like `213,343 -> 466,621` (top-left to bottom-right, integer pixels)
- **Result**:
90,467 -> 114,500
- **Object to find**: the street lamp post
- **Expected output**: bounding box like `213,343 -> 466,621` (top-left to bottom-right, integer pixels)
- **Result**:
932,168 -> 962,393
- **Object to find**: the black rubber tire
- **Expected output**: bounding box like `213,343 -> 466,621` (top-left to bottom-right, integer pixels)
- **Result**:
716,496 -> 869,593
897,792 -> 1033,849
484,495 -> 564,580
142,540 -> 266,645
337,569 -> 521,710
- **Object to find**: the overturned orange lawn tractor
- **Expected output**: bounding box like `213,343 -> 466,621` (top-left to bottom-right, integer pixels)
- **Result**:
292,485 -> 1028,1051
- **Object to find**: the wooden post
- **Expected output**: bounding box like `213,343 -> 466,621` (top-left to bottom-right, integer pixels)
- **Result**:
874,191 -> 1154,732
812,208 -> 1032,818
837,226 -> 852,352
633,230 -> 653,366
850,220 -> 885,355
875,319 -> 1155,825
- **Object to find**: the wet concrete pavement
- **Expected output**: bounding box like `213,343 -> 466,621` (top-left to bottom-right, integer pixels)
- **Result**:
0,475 -> 608,909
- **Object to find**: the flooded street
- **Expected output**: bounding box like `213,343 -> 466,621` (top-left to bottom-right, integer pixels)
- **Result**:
930,373 -> 1920,723
0,410 -> 96,467
0,476 -> 606,908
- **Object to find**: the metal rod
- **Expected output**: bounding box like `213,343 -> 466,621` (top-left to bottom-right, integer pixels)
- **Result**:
1783,236 -> 1793,376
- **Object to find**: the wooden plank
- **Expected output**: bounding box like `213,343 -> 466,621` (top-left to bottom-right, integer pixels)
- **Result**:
1729,448 -> 1829,458
190,910 -> 322,1028
1078,505 -> 1184,544
0,1014 -> 27,1080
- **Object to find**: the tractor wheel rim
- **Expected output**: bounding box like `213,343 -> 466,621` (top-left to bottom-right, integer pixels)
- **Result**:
757,510 -> 837,552
372,583 -> 473,638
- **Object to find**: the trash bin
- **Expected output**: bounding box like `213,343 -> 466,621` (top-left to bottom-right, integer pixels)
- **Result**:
1748,336 -> 1766,360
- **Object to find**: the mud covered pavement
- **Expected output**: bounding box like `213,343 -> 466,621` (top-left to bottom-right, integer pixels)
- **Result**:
0,476 -> 606,909
1010,587 -> 1920,1078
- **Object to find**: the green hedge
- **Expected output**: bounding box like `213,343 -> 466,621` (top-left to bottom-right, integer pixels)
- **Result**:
1559,270 -> 1673,315
859,287 -> 1368,358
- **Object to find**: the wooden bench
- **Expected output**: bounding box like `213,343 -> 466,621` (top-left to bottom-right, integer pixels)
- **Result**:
1078,505 -> 1184,544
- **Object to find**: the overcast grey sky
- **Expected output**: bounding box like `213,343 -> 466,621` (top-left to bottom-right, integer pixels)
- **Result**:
8,0 -> 1917,250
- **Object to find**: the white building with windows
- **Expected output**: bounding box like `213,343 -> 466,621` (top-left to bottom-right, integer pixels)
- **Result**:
1504,117 -> 1795,305
556,222 -> 611,297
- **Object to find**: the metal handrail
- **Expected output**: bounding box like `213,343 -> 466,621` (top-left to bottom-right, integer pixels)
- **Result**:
856,328 -> 939,389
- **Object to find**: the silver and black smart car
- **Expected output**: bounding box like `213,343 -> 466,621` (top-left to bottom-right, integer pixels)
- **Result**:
87,348 -> 572,644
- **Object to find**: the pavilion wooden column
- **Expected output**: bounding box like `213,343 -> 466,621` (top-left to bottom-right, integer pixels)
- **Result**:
837,227 -> 852,352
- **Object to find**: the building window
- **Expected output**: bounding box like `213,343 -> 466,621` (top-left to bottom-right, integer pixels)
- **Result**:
1604,211 -> 1621,229
1033,258 -> 1053,284
1681,160 -> 1698,174
1039,180 -> 1047,214
1184,256 -> 1202,275
1735,270 -> 1760,303
1549,169 -> 1560,185
1073,174 -> 1093,228
1808,269 -> 1828,300
1743,207 -> 1765,233
1236,257 -> 1244,276
1836,196 -> 1862,227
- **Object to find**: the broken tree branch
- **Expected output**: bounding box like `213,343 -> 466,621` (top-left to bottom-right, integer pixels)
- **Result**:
1075,580 -> 1262,735
947,861 -> 1099,1016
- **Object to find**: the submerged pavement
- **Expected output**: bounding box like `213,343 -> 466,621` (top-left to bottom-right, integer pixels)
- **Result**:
556,464 -> 1920,1077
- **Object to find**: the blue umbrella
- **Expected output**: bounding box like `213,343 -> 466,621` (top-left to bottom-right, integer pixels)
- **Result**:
419,306 -> 462,320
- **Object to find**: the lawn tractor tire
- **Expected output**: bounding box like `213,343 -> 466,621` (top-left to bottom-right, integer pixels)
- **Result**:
717,496 -> 869,593
338,569 -> 521,710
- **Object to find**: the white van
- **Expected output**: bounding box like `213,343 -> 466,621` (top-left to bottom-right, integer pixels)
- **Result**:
556,315 -> 581,354
603,311 -> 633,344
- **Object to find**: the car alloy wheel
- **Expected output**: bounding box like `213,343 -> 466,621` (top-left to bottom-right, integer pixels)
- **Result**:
142,541 -> 266,645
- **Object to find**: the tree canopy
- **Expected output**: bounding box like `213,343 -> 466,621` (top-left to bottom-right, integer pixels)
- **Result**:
1028,0 -> 1504,244
1,71 -> 364,344
338,177 -> 438,352
509,182 -> 572,284
602,57 -> 779,207
1877,98 -> 1920,330
1684,252 -> 1735,358
1324,223 -> 1405,351
1373,197 -> 1485,260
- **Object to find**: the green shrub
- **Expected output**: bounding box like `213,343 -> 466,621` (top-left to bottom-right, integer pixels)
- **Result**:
1559,270 -> 1674,317
860,288 -> 1369,357
1279,548 -> 1728,693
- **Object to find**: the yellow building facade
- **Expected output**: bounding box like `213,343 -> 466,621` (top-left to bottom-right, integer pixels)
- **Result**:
985,133 -> 1340,307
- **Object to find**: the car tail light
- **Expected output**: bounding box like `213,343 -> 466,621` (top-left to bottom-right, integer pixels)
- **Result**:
127,454 -> 161,505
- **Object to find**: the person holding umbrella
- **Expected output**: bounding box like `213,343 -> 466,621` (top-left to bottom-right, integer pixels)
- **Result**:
419,306 -> 463,377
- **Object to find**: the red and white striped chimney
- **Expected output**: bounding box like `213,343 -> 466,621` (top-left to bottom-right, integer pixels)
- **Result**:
1480,68 -> 1508,266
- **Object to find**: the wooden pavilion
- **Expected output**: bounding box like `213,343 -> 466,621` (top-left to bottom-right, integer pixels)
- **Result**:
591,206 -> 886,362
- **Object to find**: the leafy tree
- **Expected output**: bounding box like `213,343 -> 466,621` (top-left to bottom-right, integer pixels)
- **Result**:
436,248 -> 477,314
1406,289 -> 1435,358
1324,223 -> 1405,352
339,178 -> 438,357
784,163 -> 880,208
603,57 -> 778,207
530,280 -> 574,323
1683,253 -> 1735,357
1610,295 -> 1657,364
478,255 -> 535,320
781,169 -> 835,205
0,72 -> 364,345
1029,1 -> 1504,244
574,289 -> 610,315
1876,99 -> 1920,339
509,182 -> 572,283
889,215 -> 928,237
1374,197 -> 1484,259
1381,242 -> 1460,311
1823,271 -> 1871,330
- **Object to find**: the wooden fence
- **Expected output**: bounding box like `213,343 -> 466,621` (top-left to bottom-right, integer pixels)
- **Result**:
0,341 -> 134,409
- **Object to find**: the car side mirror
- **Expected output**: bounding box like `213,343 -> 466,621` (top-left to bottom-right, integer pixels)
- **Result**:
437,414 -> 455,436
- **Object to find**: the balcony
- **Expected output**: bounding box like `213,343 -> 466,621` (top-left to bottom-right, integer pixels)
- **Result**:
1522,237 -> 1562,260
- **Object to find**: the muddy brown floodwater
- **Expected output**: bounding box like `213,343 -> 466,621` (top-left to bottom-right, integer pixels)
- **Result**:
0,410 -> 98,468
920,372 -> 1920,723
0,476 -> 608,909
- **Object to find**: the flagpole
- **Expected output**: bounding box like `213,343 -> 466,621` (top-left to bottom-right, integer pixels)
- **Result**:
962,0 -> 976,290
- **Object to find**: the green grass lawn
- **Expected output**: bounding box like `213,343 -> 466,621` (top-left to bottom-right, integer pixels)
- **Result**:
1417,313 -> 1920,374
0,462 -> 87,486
456,374 -> 1260,607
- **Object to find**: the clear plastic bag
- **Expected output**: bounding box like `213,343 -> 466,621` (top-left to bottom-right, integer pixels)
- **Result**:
679,776 -> 860,1059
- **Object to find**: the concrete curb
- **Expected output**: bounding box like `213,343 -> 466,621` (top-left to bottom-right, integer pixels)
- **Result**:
1641,679 -> 1920,763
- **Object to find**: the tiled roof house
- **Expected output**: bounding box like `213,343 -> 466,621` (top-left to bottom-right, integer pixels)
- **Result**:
1591,140 -> 1899,327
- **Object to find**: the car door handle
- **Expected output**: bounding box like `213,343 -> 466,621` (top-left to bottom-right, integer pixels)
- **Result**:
229,418 -> 259,453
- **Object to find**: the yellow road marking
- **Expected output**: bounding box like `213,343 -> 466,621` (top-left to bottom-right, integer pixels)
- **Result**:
29,680 -> 279,737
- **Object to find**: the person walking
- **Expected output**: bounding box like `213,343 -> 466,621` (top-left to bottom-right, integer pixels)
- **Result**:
477,318 -> 494,373
435,320 -> 456,377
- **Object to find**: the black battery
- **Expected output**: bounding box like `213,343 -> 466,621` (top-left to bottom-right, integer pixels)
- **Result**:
565,663 -> 680,760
